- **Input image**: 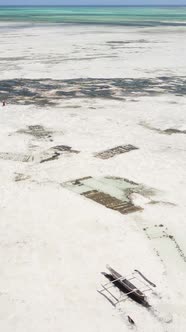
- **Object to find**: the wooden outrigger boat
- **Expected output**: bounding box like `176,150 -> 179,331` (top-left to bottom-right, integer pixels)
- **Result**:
103,265 -> 151,307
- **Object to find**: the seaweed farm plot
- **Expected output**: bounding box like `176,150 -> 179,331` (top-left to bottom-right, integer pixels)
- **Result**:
143,225 -> 186,263
17,125 -> 53,140
62,176 -> 153,215
0,146 -> 79,165
0,152 -> 31,162
38,145 -> 80,163
95,145 -> 138,159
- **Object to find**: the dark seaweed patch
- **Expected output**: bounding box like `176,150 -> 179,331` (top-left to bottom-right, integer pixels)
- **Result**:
39,145 -> 79,163
107,39 -> 150,44
140,122 -> 186,135
83,190 -> 142,214
0,152 -> 31,162
62,176 -> 156,215
40,152 -> 60,163
53,145 -> 79,154
0,76 -> 186,106
17,125 -> 53,139
0,57 -> 28,61
95,145 -> 139,159
164,128 -> 186,135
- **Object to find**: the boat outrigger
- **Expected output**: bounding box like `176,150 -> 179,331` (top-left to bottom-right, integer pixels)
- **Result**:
98,265 -> 154,308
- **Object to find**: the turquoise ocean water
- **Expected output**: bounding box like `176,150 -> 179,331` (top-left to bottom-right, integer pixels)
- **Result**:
0,6 -> 186,26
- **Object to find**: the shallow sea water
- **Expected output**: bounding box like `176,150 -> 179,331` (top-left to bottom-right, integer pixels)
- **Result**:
0,6 -> 186,26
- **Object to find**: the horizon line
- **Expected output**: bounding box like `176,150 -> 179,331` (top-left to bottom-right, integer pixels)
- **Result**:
0,4 -> 186,7
0,3 -> 186,7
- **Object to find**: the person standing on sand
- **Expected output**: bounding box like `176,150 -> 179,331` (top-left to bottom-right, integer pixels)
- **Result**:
2,100 -> 6,107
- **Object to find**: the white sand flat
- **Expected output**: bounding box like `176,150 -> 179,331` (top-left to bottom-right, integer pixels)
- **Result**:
0,23 -> 186,332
